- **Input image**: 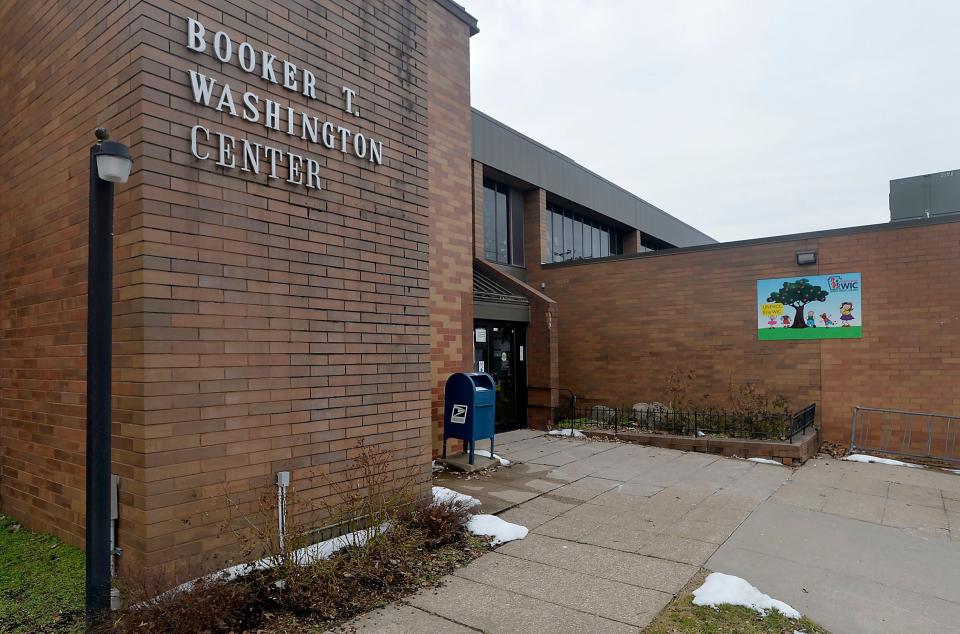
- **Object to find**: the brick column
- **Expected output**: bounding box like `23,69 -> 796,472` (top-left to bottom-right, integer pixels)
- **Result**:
427,2 -> 474,457
513,187 -> 558,427
526,299 -> 560,429
623,229 -> 643,254
523,188 -> 548,273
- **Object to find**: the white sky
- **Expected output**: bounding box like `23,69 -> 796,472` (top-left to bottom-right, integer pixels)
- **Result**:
467,1 -> 960,242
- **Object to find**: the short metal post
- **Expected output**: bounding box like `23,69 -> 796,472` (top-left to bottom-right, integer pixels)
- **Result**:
849,406 -> 859,452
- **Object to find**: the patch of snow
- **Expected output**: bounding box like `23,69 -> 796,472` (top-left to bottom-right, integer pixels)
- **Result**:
466,514 -> 528,546
946,468 -> 960,475
289,527 -> 378,566
693,572 -> 800,619
748,457 -> 784,466
844,453 -> 923,468
472,449 -> 511,466
431,486 -> 481,509
431,460 -> 443,473
548,428 -> 585,438
697,430 -> 706,437
162,525 -> 382,598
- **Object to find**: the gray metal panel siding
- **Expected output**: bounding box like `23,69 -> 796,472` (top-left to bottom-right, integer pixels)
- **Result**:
890,170 -> 960,221
471,110 -> 715,247
474,301 -> 530,323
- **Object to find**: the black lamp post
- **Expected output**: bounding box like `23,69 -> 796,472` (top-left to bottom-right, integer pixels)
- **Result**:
85,128 -> 132,624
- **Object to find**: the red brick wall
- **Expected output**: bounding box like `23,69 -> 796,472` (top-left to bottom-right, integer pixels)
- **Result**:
519,188 -> 560,425
1,0 -> 473,580
0,0 -> 143,550
536,221 -> 960,444
427,3 -> 474,455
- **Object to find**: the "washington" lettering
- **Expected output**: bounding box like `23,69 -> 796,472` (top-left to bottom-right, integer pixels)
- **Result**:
183,17 -> 385,191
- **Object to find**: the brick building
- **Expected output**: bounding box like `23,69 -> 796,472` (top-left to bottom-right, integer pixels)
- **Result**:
0,0 -> 479,579
465,111 -> 714,431
2,0 -> 958,582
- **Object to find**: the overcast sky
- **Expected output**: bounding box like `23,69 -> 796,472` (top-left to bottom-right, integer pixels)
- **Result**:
468,1 -> 960,242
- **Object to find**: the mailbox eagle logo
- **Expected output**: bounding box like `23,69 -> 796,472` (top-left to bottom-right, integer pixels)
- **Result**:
451,404 -> 468,424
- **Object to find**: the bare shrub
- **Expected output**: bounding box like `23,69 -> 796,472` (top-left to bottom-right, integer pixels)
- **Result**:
106,441 -> 477,634
664,367 -> 695,410
398,496 -> 475,546
106,573 -> 259,634
728,377 -> 791,437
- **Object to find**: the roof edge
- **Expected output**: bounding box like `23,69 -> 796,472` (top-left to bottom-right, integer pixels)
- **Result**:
435,0 -> 479,35
472,108 -> 715,243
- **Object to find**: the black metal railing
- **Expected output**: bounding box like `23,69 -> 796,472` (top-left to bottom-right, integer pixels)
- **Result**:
551,403 -> 817,442
789,403 -> 817,439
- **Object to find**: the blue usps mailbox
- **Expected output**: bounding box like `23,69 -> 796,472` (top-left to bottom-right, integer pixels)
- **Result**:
442,372 -> 496,465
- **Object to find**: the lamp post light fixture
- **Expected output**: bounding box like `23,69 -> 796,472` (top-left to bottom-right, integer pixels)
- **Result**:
85,127 -> 131,625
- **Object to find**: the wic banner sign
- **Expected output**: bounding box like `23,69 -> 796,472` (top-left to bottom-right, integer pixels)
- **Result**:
757,273 -> 862,340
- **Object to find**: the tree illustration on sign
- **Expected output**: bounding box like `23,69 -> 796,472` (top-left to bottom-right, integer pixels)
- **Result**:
766,279 -> 828,329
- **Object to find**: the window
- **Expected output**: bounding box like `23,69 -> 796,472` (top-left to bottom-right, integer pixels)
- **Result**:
552,208 -> 563,262
639,234 -> 675,252
483,179 -> 515,265
546,202 -> 622,262
546,211 -> 553,264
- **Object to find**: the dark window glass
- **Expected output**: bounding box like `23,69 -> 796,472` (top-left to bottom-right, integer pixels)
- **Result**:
640,234 -> 675,251
552,210 -> 563,262
496,188 -> 508,263
572,217 -> 583,259
482,179 -> 516,265
483,182 -> 497,261
510,190 -> 524,266
546,202 -> 626,262
542,211 -> 553,262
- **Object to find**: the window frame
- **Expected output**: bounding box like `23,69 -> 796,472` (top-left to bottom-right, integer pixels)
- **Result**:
482,178 -> 518,266
546,201 -> 626,262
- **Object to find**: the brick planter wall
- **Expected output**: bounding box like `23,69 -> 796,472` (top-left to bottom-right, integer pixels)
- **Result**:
582,428 -> 821,465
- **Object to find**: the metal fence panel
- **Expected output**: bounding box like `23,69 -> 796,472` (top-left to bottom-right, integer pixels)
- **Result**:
551,403 -> 816,442
850,406 -> 960,464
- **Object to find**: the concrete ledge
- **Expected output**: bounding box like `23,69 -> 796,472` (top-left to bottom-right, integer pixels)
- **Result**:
581,427 -> 821,465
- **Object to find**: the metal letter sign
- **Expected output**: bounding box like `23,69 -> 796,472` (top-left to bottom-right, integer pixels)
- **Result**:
451,404 -> 468,424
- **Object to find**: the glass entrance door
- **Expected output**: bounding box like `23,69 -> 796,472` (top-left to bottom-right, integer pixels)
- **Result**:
473,322 -> 527,431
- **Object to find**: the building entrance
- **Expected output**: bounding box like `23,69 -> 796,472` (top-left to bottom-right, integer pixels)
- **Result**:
473,322 -> 527,431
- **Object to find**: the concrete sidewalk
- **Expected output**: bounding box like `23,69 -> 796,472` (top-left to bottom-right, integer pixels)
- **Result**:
708,457 -> 960,633
340,435 -> 960,633
342,430 -> 789,633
